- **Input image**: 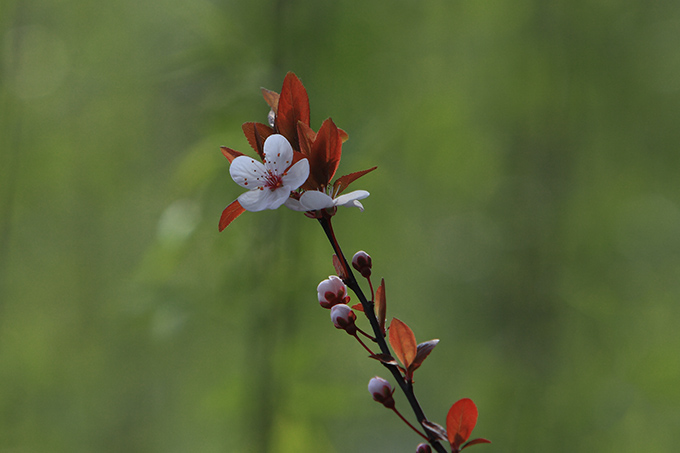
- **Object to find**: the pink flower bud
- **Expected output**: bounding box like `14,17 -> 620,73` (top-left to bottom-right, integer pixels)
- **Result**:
368,376 -> 395,409
330,304 -> 357,335
416,443 -> 432,453
352,250 -> 372,278
317,276 -> 350,309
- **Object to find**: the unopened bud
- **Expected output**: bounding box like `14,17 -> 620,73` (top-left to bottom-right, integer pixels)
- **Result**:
368,376 -> 395,409
330,304 -> 357,335
317,276 -> 350,309
416,443 -> 432,453
352,250 -> 372,278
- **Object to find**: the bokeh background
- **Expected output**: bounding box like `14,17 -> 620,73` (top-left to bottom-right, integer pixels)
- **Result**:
2,0 -> 680,452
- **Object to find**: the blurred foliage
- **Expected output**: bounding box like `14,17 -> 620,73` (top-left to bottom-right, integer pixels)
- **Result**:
1,0 -> 680,452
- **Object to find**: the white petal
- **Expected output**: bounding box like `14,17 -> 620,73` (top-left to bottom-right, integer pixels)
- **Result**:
284,197 -> 308,212
334,190 -> 370,211
230,156 -> 266,189
262,134 -> 294,175
281,158 -> 309,191
238,187 -> 290,212
300,191 -> 335,210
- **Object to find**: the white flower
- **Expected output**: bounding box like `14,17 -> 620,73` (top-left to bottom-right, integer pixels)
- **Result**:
229,134 -> 309,212
285,189 -> 370,212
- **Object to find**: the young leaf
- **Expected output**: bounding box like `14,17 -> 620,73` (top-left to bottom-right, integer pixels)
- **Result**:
220,147 -> 245,163
303,118 -> 342,190
332,254 -> 348,280
421,420 -> 448,442
261,87 -> 279,111
461,438 -> 492,450
219,199 -> 246,231
242,122 -> 274,159
388,318 -> 417,372
408,339 -> 439,375
446,398 -> 478,452
275,72 -> 310,151
369,353 -> 398,366
332,166 -> 377,196
375,278 -> 387,336
296,121 -> 316,157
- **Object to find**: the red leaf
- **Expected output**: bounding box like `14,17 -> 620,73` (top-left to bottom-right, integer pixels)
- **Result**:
408,339 -> 439,375
421,420 -> 448,442
261,87 -> 279,112
375,278 -> 386,336
296,121 -> 316,157
219,199 -> 246,231
369,353 -> 398,366
332,166 -> 377,195
461,438 -> 492,450
446,398 -> 478,451
220,147 -> 245,163
332,254 -> 348,279
350,303 -> 364,312
388,318 -> 417,372
242,122 -> 274,159
276,72 -> 310,151
303,118 -> 342,191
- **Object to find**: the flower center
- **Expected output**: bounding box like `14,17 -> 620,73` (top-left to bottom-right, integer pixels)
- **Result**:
264,170 -> 284,191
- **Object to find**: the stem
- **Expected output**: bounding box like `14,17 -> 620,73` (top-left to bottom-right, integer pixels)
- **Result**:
356,326 -> 376,342
391,407 -> 429,441
318,215 -> 448,453
352,333 -> 375,355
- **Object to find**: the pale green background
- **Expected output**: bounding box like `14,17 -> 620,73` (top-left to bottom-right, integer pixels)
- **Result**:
1,0 -> 679,452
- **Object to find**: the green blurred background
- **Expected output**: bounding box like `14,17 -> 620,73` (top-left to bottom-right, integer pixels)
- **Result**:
2,0 -> 680,451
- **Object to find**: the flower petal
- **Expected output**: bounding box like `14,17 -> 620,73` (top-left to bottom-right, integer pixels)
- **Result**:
282,158 -> 309,191
262,134 -> 294,175
334,190 -> 369,211
284,197 -> 308,212
238,186 -> 291,212
300,191 -> 335,211
230,156 -> 266,189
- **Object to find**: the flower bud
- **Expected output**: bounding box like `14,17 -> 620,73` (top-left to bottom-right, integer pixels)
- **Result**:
416,443 -> 432,453
352,250 -> 372,278
330,304 -> 357,335
317,276 -> 350,309
368,376 -> 395,409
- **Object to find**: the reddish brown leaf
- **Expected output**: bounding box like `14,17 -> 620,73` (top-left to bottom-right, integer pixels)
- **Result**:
220,147 -> 245,163
261,87 -> 279,111
350,303 -> 364,312
303,118 -> 342,190
275,72 -> 310,151
388,318 -> 417,371
332,254 -> 348,279
296,121 -> 316,157
461,438 -> 492,450
242,122 -> 274,159
338,127 -> 349,143
369,353 -> 398,366
375,278 -> 387,336
446,398 -> 478,451
421,420 -> 448,442
408,339 -> 439,375
332,166 -> 378,196
219,199 -> 246,231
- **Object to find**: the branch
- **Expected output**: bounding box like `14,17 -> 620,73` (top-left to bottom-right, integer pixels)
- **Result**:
318,215 -> 448,453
